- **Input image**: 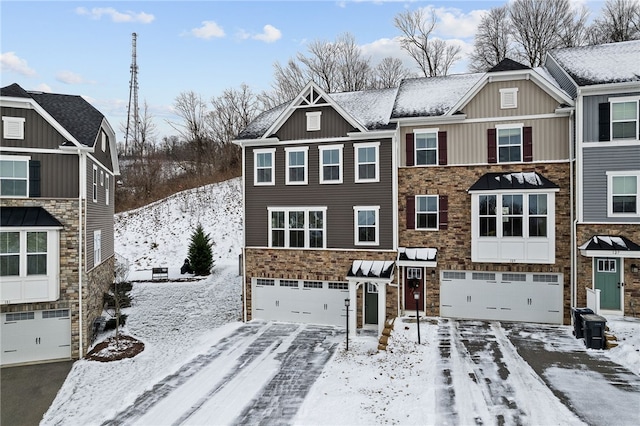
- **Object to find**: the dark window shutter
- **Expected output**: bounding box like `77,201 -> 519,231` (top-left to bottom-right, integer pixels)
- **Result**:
487,128 -> 497,163
438,131 -> 447,165
406,195 -> 415,230
406,133 -> 414,166
599,102 -> 610,141
523,126 -> 533,162
29,160 -> 41,197
438,195 -> 448,230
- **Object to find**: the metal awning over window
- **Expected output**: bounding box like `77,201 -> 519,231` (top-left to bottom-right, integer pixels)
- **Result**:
397,247 -> 437,267
579,235 -> 640,258
346,260 -> 395,282
1,207 -> 62,228
468,172 -> 559,192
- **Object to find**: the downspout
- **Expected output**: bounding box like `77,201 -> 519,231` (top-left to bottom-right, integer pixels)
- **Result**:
241,144 -> 248,323
569,109 -> 576,310
78,149 -> 85,357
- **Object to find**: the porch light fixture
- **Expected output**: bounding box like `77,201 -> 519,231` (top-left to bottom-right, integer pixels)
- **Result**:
345,298 -> 350,351
431,269 -> 436,279
413,291 -> 421,344
631,264 -> 639,274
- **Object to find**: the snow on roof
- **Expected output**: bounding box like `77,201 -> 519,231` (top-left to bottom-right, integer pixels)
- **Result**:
579,235 -> 640,252
236,102 -> 289,140
348,260 -> 394,279
549,40 -> 640,86
469,172 -> 558,191
399,247 -> 437,261
330,87 -> 398,130
391,73 -> 484,118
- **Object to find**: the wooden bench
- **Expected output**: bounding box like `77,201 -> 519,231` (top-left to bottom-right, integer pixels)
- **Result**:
151,267 -> 169,281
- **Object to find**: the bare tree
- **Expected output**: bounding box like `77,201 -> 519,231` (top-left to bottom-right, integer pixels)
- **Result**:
469,6 -> 514,72
298,38 -> 340,92
335,33 -> 372,92
394,8 -> 462,77
371,57 -> 414,89
510,0 -> 588,67
588,0 -> 640,43
168,91 -> 211,175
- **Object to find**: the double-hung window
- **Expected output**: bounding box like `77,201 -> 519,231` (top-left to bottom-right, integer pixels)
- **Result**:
268,207 -> 326,248
285,147 -> 308,185
319,144 -> 343,184
0,156 -> 29,197
497,124 -> 523,163
254,148 -> 275,186
354,206 -> 379,245
414,131 -> 437,166
92,165 -> 98,202
502,194 -> 523,237
416,195 -> 438,230
355,142 -> 379,183
608,172 -> 639,216
611,99 -> 638,140
94,230 -> 102,266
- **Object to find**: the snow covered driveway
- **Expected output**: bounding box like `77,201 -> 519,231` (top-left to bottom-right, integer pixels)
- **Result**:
101,322 -> 341,426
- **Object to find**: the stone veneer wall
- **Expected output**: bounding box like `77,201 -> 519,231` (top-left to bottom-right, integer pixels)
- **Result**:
84,257 -> 115,352
244,248 -> 398,327
576,224 -> 640,317
398,162 -> 573,324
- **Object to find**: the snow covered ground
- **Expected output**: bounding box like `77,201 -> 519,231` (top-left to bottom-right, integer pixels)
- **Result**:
42,178 -> 640,425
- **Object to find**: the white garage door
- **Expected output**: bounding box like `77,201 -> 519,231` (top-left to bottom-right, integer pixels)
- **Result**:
1,309 -> 71,366
440,271 -> 563,324
252,278 -> 348,326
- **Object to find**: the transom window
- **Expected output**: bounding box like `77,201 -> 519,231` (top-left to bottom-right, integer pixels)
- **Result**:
0,156 -> 29,197
416,195 -> 438,230
319,145 -> 343,184
268,207 -> 326,249
285,147 -> 308,185
497,125 -> 522,163
355,142 -> 379,183
414,131 -> 437,166
354,206 -> 379,245
608,173 -> 639,216
611,100 -> 638,140
254,148 -> 275,186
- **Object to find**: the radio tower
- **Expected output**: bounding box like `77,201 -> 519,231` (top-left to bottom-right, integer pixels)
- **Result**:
124,32 -> 139,157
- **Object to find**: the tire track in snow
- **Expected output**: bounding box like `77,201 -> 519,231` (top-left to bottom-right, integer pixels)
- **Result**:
435,318 -> 460,425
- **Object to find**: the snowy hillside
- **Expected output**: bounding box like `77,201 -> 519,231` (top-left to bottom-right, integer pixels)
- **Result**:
115,178 -> 242,276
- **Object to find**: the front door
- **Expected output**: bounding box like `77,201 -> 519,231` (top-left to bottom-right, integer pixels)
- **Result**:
364,282 -> 379,324
595,258 -> 621,310
404,267 -> 424,311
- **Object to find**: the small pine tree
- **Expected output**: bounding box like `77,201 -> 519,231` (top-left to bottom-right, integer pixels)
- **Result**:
188,224 -> 214,275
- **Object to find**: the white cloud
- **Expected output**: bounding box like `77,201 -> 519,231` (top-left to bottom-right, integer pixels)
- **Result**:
56,70 -> 94,85
431,6 -> 487,39
75,7 -> 155,24
189,21 -> 226,39
0,52 -> 36,76
34,83 -> 52,93
253,25 -> 282,43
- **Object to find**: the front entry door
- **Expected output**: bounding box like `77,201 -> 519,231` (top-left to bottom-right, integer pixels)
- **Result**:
404,267 -> 424,311
595,258 -> 621,310
364,282 -> 379,324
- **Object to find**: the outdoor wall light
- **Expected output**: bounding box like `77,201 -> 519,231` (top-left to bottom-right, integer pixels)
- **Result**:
431,269 -> 436,279
631,264 -> 639,274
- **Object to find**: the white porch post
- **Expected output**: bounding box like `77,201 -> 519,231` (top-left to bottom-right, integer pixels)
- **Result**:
378,282 -> 387,336
348,281 -> 357,337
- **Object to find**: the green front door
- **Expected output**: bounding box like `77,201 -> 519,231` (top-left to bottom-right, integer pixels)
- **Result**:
364,282 -> 379,324
595,258 -> 621,310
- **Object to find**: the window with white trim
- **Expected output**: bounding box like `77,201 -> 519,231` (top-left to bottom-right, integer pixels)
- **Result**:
94,230 -> 102,266
414,130 -> 438,166
497,124 -> 523,163
611,99 -> 638,140
607,172 -> 639,216
0,156 -> 29,197
355,142 -> 379,183
92,165 -> 98,202
105,175 -> 110,206
1,230 -> 53,277
416,195 -> 438,230
268,207 -> 326,248
2,116 -> 25,139
354,206 -> 379,245
500,88 -> 518,109
100,170 -> 104,186
101,132 -> 107,152
319,144 -> 343,184
285,147 -> 308,185
306,111 -> 322,131
254,148 -> 275,186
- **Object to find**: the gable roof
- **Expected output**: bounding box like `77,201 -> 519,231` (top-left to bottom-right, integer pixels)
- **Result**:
548,40 -> 640,86
488,58 -> 530,72
1,83 -> 105,148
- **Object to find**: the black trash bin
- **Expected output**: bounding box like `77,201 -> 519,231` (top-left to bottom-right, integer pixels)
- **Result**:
582,314 -> 607,349
571,307 -> 594,338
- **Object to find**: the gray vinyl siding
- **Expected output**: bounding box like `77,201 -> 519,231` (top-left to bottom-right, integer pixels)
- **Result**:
275,106 -> 357,140
1,107 -> 68,149
583,145 -> 640,223
544,58 -> 577,98
85,157 -> 115,270
245,138 -> 394,250
583,92 -> 640,142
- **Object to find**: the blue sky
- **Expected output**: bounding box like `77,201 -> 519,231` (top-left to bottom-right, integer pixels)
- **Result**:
1,0 -> 604,142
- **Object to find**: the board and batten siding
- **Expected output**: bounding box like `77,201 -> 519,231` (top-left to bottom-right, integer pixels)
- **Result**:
275,106 -> 357,141
400,116 -> 569,166
582,92 -> 640,142
85,157 -> 115,270
1,107 -> 68,150
244,138 -> 394,250
582,145 -> 640,223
